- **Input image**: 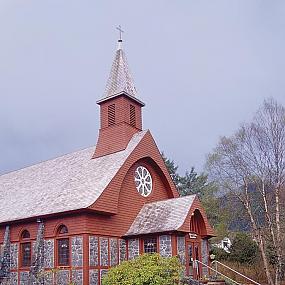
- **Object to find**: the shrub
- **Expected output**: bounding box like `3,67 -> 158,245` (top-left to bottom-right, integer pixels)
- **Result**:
102,253 -> 182,285
229,232 -> 259,264
210,247 -> 230,261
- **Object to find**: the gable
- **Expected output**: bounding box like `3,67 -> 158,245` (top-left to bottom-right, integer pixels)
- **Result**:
178,196 -> 215,237
90,130 -> 179,214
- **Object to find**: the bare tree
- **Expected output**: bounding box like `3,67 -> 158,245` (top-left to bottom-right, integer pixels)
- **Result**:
207,99 -> 285,285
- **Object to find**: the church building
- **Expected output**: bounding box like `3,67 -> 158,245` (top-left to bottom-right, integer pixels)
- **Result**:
0,35 -> 214,285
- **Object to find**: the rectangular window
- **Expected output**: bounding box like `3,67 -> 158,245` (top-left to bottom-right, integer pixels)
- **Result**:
108,104 -> 116,126
57,238 -> 70,266
143,238 -> 157,254
21,242 -> 31,267
130,104 -> 136,127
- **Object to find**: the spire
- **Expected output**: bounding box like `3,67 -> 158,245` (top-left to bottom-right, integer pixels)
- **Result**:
102,26 -> 138,99
93,28 -> 145,158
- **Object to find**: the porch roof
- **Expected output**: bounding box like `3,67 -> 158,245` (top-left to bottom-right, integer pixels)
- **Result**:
125,195 -> 196,236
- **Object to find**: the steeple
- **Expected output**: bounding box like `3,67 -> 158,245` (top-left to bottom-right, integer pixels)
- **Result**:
97,26 -> 144,106
93,29 -> 145,158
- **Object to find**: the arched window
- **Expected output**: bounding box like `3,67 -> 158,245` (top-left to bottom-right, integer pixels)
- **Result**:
20,230 -> 31,267
57,225 -> 68,235
21,230 -> 30,239
56,225 -> 69,266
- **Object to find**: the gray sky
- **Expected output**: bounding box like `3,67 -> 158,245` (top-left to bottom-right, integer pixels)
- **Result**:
1,1 -> 285,175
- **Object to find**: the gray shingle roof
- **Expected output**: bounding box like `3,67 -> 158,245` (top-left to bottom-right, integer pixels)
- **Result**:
125,195 -> 196,236
103,46 -> 138,99
0,130 -> 147,224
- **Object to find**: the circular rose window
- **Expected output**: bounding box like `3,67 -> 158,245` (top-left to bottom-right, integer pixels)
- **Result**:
134,166 -> 153,197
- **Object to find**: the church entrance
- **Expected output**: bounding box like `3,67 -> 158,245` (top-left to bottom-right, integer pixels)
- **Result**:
186,241 -> 201,279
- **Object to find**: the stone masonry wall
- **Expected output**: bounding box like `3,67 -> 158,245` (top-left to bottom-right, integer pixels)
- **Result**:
89,269 -> 99,285
127,238 -> 139,260
30,221 -> 45,284
99,237 -> 109,267
0,226 -> 11,282
44,239 -> 54,268
89,236 -> 99,267
110,238 -> 118,266
177,236 -> 186,274
159,235 -> 172,258
10,243 -> 18,270
72,236 -> 83,267
201,239 -> 209,276
72,269 -> 83,285
55,270 -> 70,285
119,239 -> 127,263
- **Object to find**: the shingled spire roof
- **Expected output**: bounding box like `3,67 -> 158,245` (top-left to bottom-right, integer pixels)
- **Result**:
103,44 -> 137,98
97,31 -> 144,106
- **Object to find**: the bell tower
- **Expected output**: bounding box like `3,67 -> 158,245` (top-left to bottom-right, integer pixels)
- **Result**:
93,29 -> 145,158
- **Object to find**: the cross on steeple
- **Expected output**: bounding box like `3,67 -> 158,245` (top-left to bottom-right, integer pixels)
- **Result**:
116,25 -> 124,42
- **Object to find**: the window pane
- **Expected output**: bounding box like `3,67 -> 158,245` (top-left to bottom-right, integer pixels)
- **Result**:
58,225 -> 68,235
21,242 -> 31,267
143,238 -> 157,254
58,238 -> 69,266
21,230 -> 30,239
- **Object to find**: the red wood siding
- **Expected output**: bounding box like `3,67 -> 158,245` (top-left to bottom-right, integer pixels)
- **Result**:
94,95 -> 143,158
178,196 -> 215,237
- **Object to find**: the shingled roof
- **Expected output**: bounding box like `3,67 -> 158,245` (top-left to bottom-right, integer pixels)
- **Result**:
0,130 -> 148,224
125,195 -> 196,236
96,41 -> 145,107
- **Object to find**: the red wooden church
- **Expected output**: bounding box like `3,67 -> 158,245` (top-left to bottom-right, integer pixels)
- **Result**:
0,36 -> 214,285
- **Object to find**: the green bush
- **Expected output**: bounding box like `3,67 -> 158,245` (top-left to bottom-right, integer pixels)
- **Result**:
210,247 -> 230,261
229,232 -> 259,264
102,254 -> 182,285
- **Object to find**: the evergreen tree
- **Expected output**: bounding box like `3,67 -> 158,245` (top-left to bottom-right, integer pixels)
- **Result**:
161,152 -> 226,228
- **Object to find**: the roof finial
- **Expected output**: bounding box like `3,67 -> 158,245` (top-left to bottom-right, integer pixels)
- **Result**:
116,25 -> 124,49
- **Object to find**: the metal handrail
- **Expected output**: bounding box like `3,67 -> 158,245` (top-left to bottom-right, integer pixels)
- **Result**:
212,260 -> 261,285
194,259 -> 242,285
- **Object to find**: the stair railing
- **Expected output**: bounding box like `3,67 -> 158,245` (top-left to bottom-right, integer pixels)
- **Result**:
211,260 -> 261,285
194,259 -> 242,285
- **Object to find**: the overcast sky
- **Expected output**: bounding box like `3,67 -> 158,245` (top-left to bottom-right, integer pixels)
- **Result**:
0,1 -> 285,176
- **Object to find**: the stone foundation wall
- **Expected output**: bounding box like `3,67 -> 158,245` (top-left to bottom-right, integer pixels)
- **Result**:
55,270 -> 70,285
89,269 -> 99,285
1,233 -> 195,285
19,271 -> 29,285
72,269 -> 83,285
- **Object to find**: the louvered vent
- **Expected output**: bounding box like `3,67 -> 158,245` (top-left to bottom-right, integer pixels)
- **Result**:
130,104 -> 136,127
108,104 -> 116,126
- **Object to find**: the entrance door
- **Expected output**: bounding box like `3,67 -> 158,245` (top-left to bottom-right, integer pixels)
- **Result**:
186,242 -> 201,279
